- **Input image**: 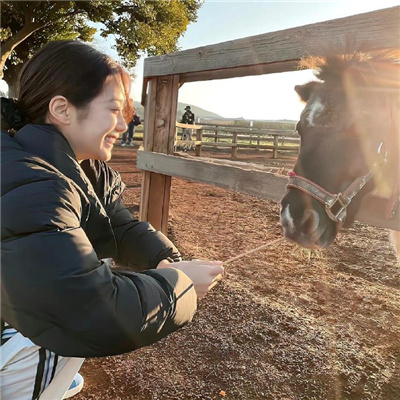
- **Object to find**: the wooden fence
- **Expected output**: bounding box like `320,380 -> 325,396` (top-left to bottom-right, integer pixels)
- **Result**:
137,6 -> 400,233
131,122 -> 300,159
175,122 -> 299,158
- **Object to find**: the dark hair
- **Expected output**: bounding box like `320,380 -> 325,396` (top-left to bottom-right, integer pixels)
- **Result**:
9,40 -> 133,129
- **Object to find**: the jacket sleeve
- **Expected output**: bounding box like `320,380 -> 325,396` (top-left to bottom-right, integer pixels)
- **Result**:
110,200 -> 182,270
81,160 -> 182,270
1,173 -> 197,358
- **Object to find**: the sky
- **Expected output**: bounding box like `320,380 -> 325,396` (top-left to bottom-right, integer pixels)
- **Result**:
1,1 -> 399,121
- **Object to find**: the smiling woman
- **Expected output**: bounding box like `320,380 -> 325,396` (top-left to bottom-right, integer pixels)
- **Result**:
46,75 -> 129,162
0,40 -> 223,400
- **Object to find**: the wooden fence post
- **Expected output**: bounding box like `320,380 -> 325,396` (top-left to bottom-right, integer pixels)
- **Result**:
139,75 -> 179,233
232,132 -> 238,159
273,136 -> 279,159
195,128 -> 203,157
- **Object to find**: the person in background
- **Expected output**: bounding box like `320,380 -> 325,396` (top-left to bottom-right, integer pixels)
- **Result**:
121,110 -> 141,147
180,105 -> 195,140
1,40 -> 224,400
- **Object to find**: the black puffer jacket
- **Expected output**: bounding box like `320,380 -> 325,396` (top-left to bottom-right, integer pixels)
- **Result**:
1,124 -> 197,357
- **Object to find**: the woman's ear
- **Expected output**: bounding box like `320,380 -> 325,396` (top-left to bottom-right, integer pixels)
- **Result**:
46,96 -> 72,125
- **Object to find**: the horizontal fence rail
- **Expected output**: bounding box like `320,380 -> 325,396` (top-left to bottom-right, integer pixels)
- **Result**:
137,150 -> 400,231
141,6 -> 400,104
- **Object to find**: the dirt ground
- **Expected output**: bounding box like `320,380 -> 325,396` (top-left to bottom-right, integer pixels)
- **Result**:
74,145 -> 399,400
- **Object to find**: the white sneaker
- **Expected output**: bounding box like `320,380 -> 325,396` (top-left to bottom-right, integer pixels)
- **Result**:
62,373 -> 84,399
121,142 -> 126,147
128,142 -> 134,147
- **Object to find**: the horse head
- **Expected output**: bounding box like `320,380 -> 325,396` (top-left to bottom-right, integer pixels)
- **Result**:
280,51 -> 400,249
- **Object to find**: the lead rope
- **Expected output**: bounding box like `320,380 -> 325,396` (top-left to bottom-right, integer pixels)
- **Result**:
224,237 -> 284,265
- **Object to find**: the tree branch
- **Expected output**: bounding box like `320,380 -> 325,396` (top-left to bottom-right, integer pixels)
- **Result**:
0,21 -> 45,78
0,2 -> 87,78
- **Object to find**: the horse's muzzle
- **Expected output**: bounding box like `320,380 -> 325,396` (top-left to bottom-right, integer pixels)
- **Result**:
280,191 -> 337,248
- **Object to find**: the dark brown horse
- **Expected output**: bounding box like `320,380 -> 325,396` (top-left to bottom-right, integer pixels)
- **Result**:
280,50 -> 399,254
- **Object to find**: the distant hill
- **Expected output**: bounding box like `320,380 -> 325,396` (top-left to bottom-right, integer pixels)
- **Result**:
132,101 -> 296,129
133,101 -> 222,121
176,103 -> 222,121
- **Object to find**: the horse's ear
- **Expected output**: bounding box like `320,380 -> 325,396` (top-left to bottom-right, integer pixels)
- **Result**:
295,81 -> 319,103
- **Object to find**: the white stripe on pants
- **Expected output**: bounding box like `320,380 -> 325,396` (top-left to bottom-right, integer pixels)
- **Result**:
1,333 -> 84,400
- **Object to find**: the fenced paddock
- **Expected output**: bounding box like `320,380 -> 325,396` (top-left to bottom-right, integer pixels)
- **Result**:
132,122 -> 300,158
175,122 -> 299,159
137,6 -> 400,235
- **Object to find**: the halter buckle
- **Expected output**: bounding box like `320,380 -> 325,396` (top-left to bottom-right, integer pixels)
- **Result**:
325,193 -> 348,222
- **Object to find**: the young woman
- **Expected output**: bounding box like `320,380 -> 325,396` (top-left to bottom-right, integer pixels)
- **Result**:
0,40 -> 224,400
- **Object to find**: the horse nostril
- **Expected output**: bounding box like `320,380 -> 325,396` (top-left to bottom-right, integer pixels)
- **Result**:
301,209 -> 320,234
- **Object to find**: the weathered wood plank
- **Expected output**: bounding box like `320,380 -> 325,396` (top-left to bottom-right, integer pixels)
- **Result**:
139,78 -> 157,222
153,77 -> 177,153
137,150 -> 400,231
200,123 -> 296,129
138,150 -> 292,202
139,76 -> 179,232
201,134 -> 300,141
179,61 -> 300,83
201,127 -> 298,136
199,142 -> 297,151
201,142 -> 237,148
143,7 -> 400,83
142,78 -> 157,150
167,75 -> 180,155
176,121 -> 203,130
176,140 -> 202,146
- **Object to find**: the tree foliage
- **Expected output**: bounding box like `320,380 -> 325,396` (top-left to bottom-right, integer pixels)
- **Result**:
1,0 -> 203,94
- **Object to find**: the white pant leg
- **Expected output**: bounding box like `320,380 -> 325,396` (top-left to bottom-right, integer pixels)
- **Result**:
40,358 -> 84,400
1,333 -> 84,400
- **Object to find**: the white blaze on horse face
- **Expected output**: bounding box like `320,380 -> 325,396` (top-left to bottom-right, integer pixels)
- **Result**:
306,97 -> 324,127
281,204 -> 295,234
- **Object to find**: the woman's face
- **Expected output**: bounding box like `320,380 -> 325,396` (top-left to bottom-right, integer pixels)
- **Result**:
66,75 -> 128,162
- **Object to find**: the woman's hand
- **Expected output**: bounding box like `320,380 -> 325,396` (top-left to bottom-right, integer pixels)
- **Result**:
157,259 -> 224,300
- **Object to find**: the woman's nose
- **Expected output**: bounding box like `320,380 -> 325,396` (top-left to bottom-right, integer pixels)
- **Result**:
116,113 -> 128,133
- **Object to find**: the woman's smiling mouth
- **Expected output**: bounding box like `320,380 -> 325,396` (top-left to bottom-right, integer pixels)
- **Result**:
104,134 -> 118,146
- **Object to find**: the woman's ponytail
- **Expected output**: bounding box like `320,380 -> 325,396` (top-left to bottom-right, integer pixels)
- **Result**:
1,97 -> 27,133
